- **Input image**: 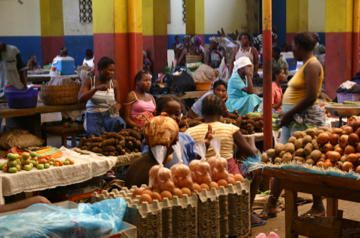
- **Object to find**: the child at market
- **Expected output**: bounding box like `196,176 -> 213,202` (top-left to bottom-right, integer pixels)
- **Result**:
0,196 -> 50,213
272,65 -> 287,112
189,80 -> 237,119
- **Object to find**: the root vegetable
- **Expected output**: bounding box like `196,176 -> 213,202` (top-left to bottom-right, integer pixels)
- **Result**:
346,153 -> 358,163
288,136 -> 297,144
275,144 -> 285,155
329,134 -> 339,145
340,135 -> 349,148
305,159 -> 315,165
261,153 -> 270,163
282,152 -> 293,163
310,150 -> 322,161
348,133 -> 359,145
344,145 -> 356,155
326,151 -> 341,163
295,149 -> 305,157
266,149 -> 276,158
284,143 -> 295,153
342,161 -> 353,172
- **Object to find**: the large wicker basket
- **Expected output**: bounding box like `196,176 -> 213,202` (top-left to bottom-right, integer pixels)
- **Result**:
40,84 -> 80,105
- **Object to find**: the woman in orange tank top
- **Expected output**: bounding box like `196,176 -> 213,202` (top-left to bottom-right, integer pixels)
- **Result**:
260,33 -> 326,219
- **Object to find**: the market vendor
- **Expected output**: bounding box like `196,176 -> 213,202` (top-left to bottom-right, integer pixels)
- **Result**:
125,115 -> 179,187
0,42 -> 27,97
78,57 -> 126,135
235,33 -> 259,75
124,70 -> 156,128
226,56 -> 262,115
0,196 -> 50,213
189,80 -> 237,119
261,32 -> 325,219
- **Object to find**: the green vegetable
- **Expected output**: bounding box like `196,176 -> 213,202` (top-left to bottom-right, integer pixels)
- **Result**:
7,153 -> 19,160
8,167 -> 17,173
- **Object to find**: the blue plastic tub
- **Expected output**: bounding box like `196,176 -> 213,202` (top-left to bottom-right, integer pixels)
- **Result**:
5,87 -> 38,108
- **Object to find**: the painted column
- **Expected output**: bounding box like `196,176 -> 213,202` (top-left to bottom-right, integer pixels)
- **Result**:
353,0 -> 360,75
185,0 -> 204,38
263,0 -> 273,149
40,0 -> 65,64
93,0 -> 143,102
142,0 -> 169,74
325,0 -> 353,98
286,0 -> 308,44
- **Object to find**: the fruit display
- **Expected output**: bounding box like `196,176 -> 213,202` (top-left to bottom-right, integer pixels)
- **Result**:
128,159 -> 244,204
179,114 -> 264,135
79,129 -> 142,156
234,114 -> 264,135
0,149 -> 74,174
261,124 -> 360,174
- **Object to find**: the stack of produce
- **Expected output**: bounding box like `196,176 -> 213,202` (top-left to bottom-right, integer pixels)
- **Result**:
79,129 -> 142,156
261,124 -> 360,174
179,114 -> 264,135
93,157 -> 249,238
0,148 -> 74,173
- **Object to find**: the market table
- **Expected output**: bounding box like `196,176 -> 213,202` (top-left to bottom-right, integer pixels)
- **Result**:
0,147 -> 118,205
0,102 -> 85,118
27,73 -> 79,84
255,167 -> 360,238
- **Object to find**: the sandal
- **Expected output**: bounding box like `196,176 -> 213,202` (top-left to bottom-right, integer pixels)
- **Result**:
251,213 -> 266,227
258,208 -> 277,220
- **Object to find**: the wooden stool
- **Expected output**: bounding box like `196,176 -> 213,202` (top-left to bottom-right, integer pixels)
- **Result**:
42,122 -> 85,147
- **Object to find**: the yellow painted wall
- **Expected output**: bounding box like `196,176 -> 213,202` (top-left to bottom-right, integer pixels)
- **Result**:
40,0 -> 64,36
286,0 -> 308,33
142,0 -> 154,36
92,0 -> 114,34
325,0 -> 353,32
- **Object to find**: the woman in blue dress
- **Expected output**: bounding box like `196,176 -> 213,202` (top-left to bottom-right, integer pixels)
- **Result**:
226,56 -> 262,115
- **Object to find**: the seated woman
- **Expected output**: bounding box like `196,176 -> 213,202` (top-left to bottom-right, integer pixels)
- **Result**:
226,56 -> 262,116
189,80 -> 237,119
272,66 -> 287,112
0,196 -> 50,213
78,57 -> 126,135
125,115 -> 179,187
124,70 -> 156,128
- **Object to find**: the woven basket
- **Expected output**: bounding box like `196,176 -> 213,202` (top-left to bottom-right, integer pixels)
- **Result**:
40,84 -> 80,105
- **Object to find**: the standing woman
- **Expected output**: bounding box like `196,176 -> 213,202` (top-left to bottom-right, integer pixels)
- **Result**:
261,32 -> 325,219
124,70 -> 156,128
78,57 -> 126,135
235,33 -> 259,75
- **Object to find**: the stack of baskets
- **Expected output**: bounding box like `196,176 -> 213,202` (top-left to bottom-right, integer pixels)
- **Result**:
40,80 -> 80,105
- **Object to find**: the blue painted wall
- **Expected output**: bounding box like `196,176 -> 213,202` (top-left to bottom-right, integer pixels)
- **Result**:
64,35 -> 94,66
272,0 -> 286,48
0,35 -> 94,66
0,36 -> 42,65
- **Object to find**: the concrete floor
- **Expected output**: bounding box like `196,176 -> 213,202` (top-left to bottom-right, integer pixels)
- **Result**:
251,194 -> 360,237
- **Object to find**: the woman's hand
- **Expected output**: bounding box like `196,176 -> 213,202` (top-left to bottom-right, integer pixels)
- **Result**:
95,84 -> 108,91
280,112 -> 293,127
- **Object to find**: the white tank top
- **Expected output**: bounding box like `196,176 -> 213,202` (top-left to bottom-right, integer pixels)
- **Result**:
86,77 -> 116,113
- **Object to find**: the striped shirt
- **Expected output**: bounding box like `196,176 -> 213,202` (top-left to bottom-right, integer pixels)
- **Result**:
186,122 -> 239,159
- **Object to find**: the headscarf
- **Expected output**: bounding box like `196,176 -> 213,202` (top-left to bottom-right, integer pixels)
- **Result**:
232,56 -> 253,74
145,114 -> 179,148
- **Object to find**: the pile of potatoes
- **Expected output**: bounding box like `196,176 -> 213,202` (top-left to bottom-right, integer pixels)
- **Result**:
79,129 -> 142,156
262,124 -> 360,173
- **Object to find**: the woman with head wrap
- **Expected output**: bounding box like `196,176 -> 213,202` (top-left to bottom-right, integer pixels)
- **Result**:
225,56 -> 262,115
125,115 -> 180,187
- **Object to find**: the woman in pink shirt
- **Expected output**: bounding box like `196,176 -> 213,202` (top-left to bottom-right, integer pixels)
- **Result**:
124,70 -> 156,128
272,66 -> 287,112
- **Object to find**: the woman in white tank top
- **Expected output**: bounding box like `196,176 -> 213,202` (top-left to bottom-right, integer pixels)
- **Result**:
235,33 -> 260,75
78,57 -> 126,135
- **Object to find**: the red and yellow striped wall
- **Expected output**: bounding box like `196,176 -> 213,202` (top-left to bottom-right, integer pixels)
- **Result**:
325,0 -> 357,98
142,0 -> 169,74
92,0 -> 143,102
40,0 -> 64,64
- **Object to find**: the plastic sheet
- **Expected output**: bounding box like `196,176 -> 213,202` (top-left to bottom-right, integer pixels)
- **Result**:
0,198 -> 127,238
